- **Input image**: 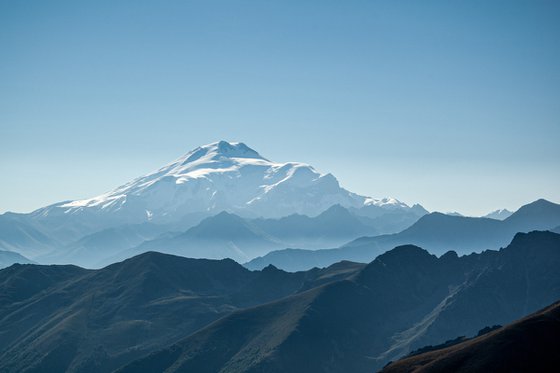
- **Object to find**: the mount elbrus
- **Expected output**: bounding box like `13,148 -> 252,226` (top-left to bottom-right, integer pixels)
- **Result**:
0,141 -> 424,266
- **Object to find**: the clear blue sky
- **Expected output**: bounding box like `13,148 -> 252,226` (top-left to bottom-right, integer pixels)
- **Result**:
1,0 -> 559,215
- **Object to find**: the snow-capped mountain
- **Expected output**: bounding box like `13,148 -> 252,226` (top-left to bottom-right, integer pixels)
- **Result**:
38,141 -> 410,223
1,141 -> 426,263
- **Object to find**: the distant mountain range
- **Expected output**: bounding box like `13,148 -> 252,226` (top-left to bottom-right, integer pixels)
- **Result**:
31,202 -> 426,268
0,141 -> 426,266
0,213 -> 59,259
105,211 -> 285,265
2,192 -> 557,270
1,230 -> 559,372
382,300 -> 560,373
247,199 -> 560,271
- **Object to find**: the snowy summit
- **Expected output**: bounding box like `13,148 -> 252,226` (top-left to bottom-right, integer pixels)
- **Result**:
44,141 -> 410,222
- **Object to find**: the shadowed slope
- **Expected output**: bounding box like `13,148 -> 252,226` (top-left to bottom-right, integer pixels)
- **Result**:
120,231 -> 560,373
0,252 -> 361,373
381,301 -> 560,373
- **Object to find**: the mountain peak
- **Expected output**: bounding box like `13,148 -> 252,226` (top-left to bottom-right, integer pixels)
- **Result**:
200,210 -> 245,225
507,230 -> 560,249
319,204 -> 351,216
483,208 -> 513,220
517,199 -> 557,210
505,199 -> 560,226
179,141 -> 266,164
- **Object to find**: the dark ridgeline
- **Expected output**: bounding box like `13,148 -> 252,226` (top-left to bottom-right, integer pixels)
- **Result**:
112,230 -> 560,372
247,198 -> 560,271
1,231 -> 559,372
381,301 -> 560,373
0,252 -> 362,372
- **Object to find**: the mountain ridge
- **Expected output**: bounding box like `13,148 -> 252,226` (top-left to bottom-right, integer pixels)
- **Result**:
247,199 -> 560,271
118,230 -> 560,373
0,250 -> 364,373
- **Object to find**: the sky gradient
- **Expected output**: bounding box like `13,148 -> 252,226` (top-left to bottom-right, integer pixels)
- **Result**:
1,0 -> 559,215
